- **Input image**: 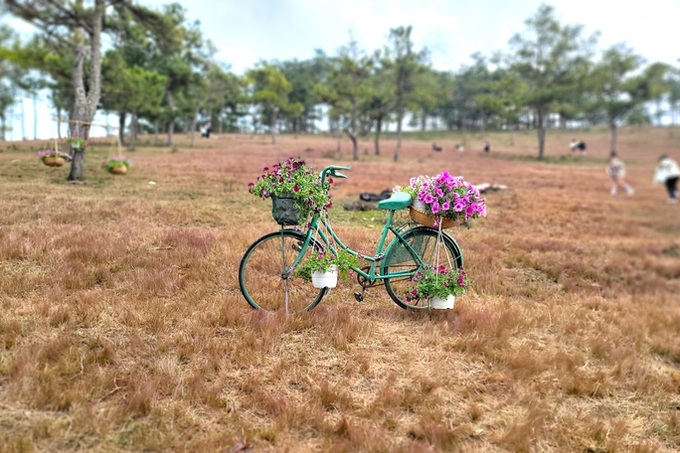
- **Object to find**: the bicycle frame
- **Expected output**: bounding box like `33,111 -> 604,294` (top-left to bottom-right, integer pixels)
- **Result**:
281,196 -> 446,285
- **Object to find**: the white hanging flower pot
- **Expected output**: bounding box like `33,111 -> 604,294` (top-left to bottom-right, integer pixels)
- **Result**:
311,265 -> 338,289
430,295 -> 455,309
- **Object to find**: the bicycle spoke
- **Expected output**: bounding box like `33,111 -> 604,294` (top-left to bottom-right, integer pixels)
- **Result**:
239,231 -> 326,313
383,227 -> 463,310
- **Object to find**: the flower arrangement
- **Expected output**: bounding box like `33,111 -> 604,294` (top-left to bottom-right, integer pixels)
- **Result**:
406,265 -> 472,303
102,156 -> 131,172
248,157 -> 332,220
37,149 -> 71,161
295,248 -> 360,282
66,136 -> 86,149
394,171 -> 487,227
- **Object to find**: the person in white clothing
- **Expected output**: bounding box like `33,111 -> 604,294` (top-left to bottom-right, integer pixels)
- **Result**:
653,155 -> 680,204
606,151 -> 634,196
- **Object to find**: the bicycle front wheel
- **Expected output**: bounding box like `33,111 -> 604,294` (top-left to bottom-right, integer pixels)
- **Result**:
239,230 -> 326,313
382,227 -> 464,310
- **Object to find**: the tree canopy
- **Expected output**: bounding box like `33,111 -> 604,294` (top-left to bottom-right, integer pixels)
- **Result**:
2,1 -> 676,173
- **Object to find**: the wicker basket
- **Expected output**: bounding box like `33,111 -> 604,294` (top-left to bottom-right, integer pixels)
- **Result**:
43,156 -> 65,167
409,205 -> 457,229
109,165 -> 128,175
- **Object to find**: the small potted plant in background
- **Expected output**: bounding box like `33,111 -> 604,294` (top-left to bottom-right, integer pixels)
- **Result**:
295,248 -> 360,289
248,157 -> 332,225
66,135 -> 86,150
406,265 -> 472,309
102,156 -> 131,174
37,149 -> 71,167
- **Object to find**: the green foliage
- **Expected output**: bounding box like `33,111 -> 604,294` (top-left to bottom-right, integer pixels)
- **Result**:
66,136 -> 86,149
246,64 -> 299,139
385,25 -> 429,160
101,50 -> 167,118
506,4 -> 597,158
587,44 -> 670,150
406,265 -> 472,302
102,156 -> 130,171
248,157 -> 331,220
36,149 -> 70,161
278,52 -> 332,132
4,0 -> 676,154
313,39 -> 373,159
295,248 -> 360,282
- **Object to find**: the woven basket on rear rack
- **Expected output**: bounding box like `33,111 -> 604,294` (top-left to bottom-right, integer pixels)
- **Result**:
409,204 -> 457,229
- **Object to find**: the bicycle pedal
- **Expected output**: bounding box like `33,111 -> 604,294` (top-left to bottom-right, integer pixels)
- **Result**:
353,291 -> 364,302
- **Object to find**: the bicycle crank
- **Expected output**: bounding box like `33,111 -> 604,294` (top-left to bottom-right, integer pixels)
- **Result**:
354,266 -> 381,302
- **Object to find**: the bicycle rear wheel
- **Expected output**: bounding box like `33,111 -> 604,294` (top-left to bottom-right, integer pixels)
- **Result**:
382,227 -> 463,310
239,230 -> 326,313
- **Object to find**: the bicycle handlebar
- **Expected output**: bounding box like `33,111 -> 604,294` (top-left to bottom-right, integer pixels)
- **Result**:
321,165 -> 351,181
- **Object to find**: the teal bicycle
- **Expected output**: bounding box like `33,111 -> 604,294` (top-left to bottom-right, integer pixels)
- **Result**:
238,165 -> 464,313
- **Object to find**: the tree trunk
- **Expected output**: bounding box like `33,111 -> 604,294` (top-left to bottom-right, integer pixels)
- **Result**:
536,109 -> 545,160
57,108 -> 62,140
609,119 -> 618,153
33,94 -> 38,140
344,128 -> 358,161
374,116 -> 383,156
69,148 -> 85,180
270,108 -> 277,144
68,0 -> 105,181
394,111 -> 403,162
130,113 -> 138,150
166,91 -> 175,147
190,112 -> 197,148
537,126 -> 546,160
118,111 -> 127,146
167,119 -> 175,147
20,97 -> 26,140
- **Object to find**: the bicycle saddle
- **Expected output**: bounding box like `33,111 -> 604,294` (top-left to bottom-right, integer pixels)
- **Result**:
377,192 -> 411,210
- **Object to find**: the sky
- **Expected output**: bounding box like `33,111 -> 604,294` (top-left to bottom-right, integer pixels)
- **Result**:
5,0 -> 680,141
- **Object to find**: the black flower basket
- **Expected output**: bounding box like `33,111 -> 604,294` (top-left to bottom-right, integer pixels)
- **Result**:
271,194 -> 303,225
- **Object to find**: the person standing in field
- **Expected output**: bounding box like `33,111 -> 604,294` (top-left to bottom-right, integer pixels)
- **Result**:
606,151 -> 634,196
653,154 -> 680,204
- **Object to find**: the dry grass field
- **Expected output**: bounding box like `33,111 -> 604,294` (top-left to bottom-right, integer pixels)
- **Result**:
1,126 -> 679,452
